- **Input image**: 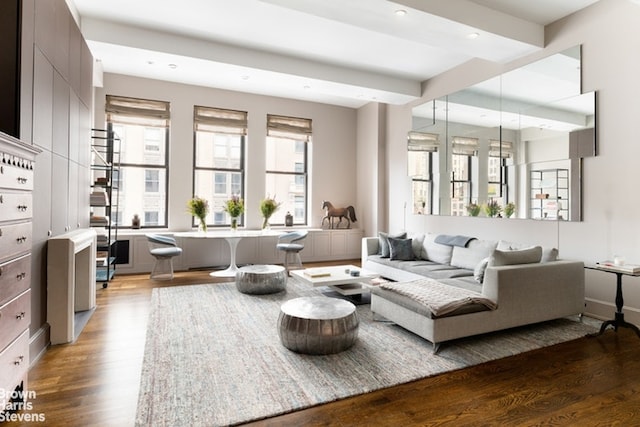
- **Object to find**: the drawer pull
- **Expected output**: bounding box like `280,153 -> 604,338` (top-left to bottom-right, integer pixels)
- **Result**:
14,355 -> 24,366
16,311 -> 26,320
17,204 -> 28,212
16,236 -> 27,243
17,176 -> 28,184
16,272 -> 26,280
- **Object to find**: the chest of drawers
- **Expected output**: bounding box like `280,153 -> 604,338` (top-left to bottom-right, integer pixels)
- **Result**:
0,132 -> 38,409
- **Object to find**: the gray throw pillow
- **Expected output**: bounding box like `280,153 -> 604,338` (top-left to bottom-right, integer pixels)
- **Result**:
389,237 -> 415,261
488,246 -> 543,266
378,231 -> 407,258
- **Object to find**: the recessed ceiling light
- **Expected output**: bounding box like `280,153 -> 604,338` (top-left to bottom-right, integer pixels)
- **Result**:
303,85 -> 311,90
466,32 -> 480,40
394,9 -> 407,16
147,60 -> 154,65
168,63 -> 177,69
241,75 -> 250,80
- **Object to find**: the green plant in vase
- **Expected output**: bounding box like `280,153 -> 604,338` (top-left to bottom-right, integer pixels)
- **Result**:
504,202 -> 516,218
484,199 -> 502,218
187,196 -> 209,231
260,195 -> 281,230
466,203 -> 481,217
223,195 -> 245,229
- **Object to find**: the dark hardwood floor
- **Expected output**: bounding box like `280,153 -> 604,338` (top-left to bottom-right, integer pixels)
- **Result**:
12,261 -> 640,426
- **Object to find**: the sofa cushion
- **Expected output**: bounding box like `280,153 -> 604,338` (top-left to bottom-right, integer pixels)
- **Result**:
421,234 -> 453,264
378,231 -> 407,258
407,233 -> 426,259
450,239 -> 498,270
389,237 -> 415,261
488,246 -> 542,266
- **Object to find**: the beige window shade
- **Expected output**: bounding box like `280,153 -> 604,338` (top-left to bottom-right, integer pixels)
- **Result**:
194,106 -> 248,135
106,95 -> 170,128
267,114 -> 312,141
407,131 -> 439,152
451,136 -> 479,155
489,140 -> 514,158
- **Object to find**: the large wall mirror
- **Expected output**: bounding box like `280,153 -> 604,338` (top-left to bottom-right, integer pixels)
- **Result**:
409,46 -> 596,221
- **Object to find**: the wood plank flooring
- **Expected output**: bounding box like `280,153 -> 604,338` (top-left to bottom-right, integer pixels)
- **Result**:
13,262 -> 640,426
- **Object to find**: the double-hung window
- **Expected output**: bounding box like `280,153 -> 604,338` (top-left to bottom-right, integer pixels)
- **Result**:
488,139 -> 513,200
193,106 -> 247,227
265,114 -> 311,225
408,131 -> 438,215
106,95 -> 170,228
450,136 -> 478,216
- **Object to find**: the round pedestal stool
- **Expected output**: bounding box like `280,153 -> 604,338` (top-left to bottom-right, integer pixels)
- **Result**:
278,296 -> 359,355
235,264 -> 287,295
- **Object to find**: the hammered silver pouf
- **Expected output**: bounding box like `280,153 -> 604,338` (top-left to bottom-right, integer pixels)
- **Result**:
278,296 -> 359,355
235,265 -> 287,295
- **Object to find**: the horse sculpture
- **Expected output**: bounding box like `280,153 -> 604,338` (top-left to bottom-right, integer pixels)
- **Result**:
321,200 -> 357,229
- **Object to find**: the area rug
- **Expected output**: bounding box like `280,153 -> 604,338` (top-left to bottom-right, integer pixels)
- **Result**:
135,276 -> 598,427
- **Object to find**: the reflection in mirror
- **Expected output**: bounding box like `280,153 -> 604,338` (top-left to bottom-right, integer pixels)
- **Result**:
409,46 -> 594,221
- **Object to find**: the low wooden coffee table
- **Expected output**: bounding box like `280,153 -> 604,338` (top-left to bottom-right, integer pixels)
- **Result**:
291,264 -> 381,303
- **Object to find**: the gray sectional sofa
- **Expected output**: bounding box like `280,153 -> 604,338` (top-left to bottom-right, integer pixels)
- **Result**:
362,232 -> 585,350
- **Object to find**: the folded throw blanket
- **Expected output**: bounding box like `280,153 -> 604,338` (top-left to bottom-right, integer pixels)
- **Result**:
379,278 -> 497,317
434,234 -> 476,247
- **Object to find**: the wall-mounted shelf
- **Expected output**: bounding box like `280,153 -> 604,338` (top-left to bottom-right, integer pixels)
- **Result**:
530,168 -> 569,221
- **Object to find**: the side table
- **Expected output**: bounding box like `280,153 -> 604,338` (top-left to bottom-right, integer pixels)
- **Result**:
585,264 -> 640,338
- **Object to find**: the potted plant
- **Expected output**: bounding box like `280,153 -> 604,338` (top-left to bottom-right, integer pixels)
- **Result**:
484,199 -> 502,218
223,195 -> 245,230
260,195 -> 281,230
504,202 -> 516,218
187,196 -> 209,232
466,203 -> 481,217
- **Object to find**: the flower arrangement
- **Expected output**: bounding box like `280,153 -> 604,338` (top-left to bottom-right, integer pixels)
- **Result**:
187,196 -> 209,231
466,203 -> 481,217
484,199 -> 502,218
260,195 -> 281,229
504,202 -> 516,218
223,195 -> 245,229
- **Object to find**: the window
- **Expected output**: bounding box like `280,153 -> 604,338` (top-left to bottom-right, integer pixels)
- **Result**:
408,131 -> 438,214
266,114 -> 311,225
450,137 -> 478,216
488,140 -> 513,199
106,95 -> 170,228
193,106 -> 247,227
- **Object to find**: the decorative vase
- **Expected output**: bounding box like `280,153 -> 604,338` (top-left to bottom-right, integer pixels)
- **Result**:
230,216 -> 239,230
262,216 -> 271,230
198,217 -> 207,233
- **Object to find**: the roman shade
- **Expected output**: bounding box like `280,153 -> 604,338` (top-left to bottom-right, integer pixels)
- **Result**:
267,114 -> 312,142
106,95 -> 170,127
194,106 -> 248,135
451,136 -> 479,156
489,140 -> 514,158
408,131 -> 439,152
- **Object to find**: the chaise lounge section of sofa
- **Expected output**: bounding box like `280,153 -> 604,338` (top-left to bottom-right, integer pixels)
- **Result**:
362,233 -> 585,351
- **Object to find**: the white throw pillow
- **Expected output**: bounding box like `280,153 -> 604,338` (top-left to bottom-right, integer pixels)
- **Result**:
421,233 -> 453,265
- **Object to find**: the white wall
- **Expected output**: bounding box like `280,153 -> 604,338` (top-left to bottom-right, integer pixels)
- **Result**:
95,74 -> 358,231
383,0 -> 640,325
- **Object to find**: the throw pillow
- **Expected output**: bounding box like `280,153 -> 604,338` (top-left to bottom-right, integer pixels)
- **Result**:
389,237 -> 415,261
541,247 -> 559,262
488,246 -> 543,267
450,239 -> 498,270
378,231 -> 407,258
474,257 -> 490,283
420,233 -> 453,264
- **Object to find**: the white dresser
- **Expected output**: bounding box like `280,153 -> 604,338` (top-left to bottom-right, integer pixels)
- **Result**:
0,132 -> 38,408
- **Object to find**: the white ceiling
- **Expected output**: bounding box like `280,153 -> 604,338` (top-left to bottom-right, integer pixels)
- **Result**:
67,0 -> 600,108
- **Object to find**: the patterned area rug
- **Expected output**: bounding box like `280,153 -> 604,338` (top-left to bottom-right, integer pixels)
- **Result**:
135,276 -> 597,427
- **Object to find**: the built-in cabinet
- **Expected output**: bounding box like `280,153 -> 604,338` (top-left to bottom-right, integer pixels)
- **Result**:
530,169 -> 569,220
0,132 -> 39,411
90,129 -> 120,287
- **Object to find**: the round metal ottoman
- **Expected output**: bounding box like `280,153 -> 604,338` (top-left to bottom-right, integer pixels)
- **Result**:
278,296 -> 359,355
235,264 -> 287,295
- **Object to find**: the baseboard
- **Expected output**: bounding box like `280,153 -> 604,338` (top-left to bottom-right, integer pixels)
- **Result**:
585,298 -> 640,326
29,324 -> 50,368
